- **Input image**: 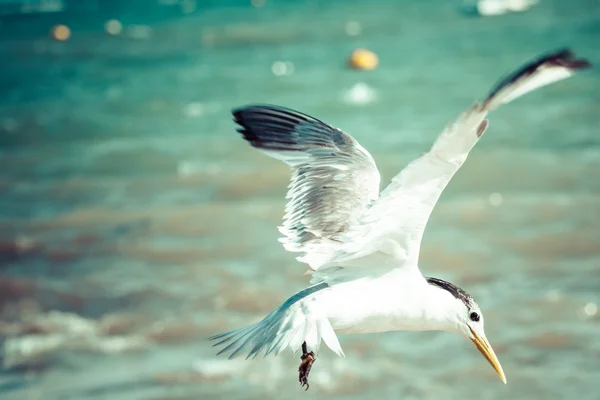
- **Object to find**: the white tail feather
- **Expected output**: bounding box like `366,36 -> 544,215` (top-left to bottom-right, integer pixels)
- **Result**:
209,283 -> 344,359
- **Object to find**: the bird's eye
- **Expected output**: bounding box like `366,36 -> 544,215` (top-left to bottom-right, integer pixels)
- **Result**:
469,312 -> 480,322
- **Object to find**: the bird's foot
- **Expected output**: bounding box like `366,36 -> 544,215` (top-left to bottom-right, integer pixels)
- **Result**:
298,350 -> 316,390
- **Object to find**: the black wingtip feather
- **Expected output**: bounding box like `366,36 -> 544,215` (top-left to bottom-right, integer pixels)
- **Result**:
231,104 -> 348,153
544,48 -> 592,70
232,104 -> 305,145
486,48 -> 591,102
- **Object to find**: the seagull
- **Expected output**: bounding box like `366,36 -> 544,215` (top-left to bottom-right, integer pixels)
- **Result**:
209,49 -> 590,390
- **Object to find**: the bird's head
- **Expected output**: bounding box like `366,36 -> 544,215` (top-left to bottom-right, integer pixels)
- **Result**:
459,301 -> 506,384
427,277 -> 506,384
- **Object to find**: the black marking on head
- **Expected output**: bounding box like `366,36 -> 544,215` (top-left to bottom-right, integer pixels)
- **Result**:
426,277 -> 475,308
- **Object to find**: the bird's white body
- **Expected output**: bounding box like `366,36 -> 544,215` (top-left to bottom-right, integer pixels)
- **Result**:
210,50 -> 590,384
318,270 -> 460,335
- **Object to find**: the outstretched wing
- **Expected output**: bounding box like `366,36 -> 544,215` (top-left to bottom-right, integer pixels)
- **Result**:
333,49 -> 591,268
233,105 -> 381,270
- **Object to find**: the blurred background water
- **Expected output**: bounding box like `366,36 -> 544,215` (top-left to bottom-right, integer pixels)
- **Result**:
0,0 -> 599,399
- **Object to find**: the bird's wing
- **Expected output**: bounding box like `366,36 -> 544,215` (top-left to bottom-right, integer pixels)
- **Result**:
333,49 -> 590,269
233,105 -> 381,270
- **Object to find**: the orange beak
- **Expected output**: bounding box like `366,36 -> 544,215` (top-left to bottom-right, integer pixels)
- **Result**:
469,326 -> 506,384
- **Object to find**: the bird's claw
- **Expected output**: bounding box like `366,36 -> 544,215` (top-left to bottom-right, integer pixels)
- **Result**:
298,351 -> 315,390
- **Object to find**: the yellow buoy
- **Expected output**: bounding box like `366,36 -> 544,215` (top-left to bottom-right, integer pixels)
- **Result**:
51,24 -> 71,41
348,48 -> 379,71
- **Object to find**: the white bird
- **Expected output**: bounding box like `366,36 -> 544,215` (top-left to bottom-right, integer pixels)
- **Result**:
210,49 -> 590,389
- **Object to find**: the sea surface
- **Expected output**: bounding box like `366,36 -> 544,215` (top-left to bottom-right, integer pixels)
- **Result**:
0,0 -> 599,399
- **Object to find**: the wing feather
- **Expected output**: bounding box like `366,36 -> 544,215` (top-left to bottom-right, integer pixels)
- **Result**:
231,50 -> 589,275
336,49 -> 590,266
233,105 -> 381,270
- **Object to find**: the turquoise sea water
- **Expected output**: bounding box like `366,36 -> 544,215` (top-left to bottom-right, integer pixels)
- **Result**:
1,0 -> 599,399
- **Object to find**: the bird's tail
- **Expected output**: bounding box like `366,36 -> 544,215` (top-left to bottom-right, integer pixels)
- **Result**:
208,283 -> 343,359
482,49 -> 591,111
